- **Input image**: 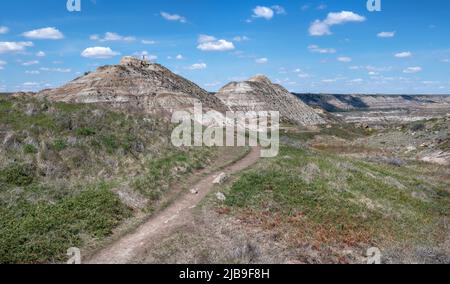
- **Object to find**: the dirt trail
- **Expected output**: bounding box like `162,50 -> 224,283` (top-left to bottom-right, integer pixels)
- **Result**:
88,147 -> 261,264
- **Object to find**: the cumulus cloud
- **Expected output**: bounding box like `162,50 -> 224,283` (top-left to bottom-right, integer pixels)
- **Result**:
271,5 -> 286,15
36,51 -> 46,57
0,26 -> 9,34
91,32 -> 136,42
23,27 -> 64,40
403,66 -> 422,73
233,36 -> 250,42
395,51 -> 412,58
337,56 -> 352,62
22,60 -> 39,66
255,57 -> 268,64
252,6 -> 275,20
141,40 -> 156,45
378,31 -> 395,38
198,34 -> 217,43
81,47 -> 120,59
40,67 -> 71,73
0,41 -> 33,53
0,60 -> 6,70
308,44 -> 336,54
25,70 -> 40,74
188,63 -> 207,70
176,54 -> 184,60
309,11 -> 366,36
197,35 -> 235,51
160,12 -> 186,23
133,51 -> 157,61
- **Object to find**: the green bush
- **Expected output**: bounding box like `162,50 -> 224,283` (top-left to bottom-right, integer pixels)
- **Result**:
76,127 -> 96,136
23,144 -> 38,154
53,139 -> 68,151
0,164 -> 35,186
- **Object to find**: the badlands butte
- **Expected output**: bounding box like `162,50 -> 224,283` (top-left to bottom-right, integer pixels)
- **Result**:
1,56 -> 449,264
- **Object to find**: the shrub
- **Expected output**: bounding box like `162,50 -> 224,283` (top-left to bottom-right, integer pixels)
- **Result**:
76,127 -> 96,136
0,163 -> 35,186
53,139 -> 68,151
23,144 -> 38,154
410,122 -> 425,132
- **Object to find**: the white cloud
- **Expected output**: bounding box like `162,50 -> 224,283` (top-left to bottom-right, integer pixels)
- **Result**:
309,20 -> 331,36
309,11 -> 366,36
40,67 -> 72,73
36,51 -> 46,57
141,40 -> 156,45
395,51 -> 412,58
378,31 -> 395,38
22,60 -> 39,66
197,35 -> 235,52
317,4 -> 328,10
442,59 -> 450,63
255,57 -> 268,64
338,56 -> 352,62
233,36 -> 250,42
188,63 -> 207,70
403,66 -> 422,74
91,32 -> 136,42
23,27 -> 64,40
0,41 -> 33,53
25,70 -> 40,74
308,44 -> 336,54
176,54 -> 184,60
271,5 -> 286,15
0,26 -> 9,34
252,6 -> 274,20
198,34 -> 217,43
81,47 -> 120,59
0,60 -> 6,70
23,82 -> 39,86
133,51 -> 157,61
204,81 -> 222,88
160,12 -> 186,23
350,78 -> 364,83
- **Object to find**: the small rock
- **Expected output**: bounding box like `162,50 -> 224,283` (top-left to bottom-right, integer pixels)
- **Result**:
405,146 -> 417,153
190,188 -> 199,195
213,172 -> 229,185
216,192 -> 226,201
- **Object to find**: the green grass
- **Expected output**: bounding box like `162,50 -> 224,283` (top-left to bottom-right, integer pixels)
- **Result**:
132,148 -> 214,203
0,96 -> 219,263
0,182 -> 131,264
224,145 -> 450,247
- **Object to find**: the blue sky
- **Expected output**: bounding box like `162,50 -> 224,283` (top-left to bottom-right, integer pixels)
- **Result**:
0,0 -> 449,94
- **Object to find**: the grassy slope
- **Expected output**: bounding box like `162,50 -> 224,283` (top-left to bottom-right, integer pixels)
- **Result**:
220,124 -> 449,263
0,96 -> 216,263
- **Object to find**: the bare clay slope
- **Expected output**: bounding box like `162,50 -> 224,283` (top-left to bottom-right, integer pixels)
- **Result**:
36,57 -> 227,114
216,75 -> 325,126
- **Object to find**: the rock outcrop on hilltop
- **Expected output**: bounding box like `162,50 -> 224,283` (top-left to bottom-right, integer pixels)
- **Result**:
216,75 -> 325,126
36,56 -> 227,114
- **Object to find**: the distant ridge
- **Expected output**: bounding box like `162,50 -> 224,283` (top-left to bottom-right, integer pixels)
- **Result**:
295,93 -> 450,112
